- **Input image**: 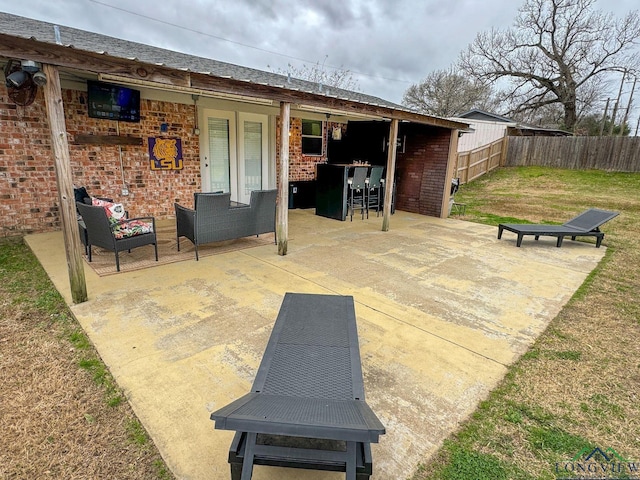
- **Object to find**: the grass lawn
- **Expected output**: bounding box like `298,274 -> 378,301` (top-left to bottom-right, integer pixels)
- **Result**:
413,166 -> 640,480
0,237 -> 173,479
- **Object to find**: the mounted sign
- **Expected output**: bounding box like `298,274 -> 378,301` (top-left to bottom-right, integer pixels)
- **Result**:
148,137 -> 184,170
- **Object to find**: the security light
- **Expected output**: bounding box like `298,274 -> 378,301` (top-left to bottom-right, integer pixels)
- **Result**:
32,71 -> 47,86
6,70 -> 29,88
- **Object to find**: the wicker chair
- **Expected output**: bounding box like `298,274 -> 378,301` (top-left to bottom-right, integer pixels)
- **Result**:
76,202 -> 158,272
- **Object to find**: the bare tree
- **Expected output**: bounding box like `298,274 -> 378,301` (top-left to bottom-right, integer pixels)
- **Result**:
459,0 -> 640,131
402,69 -> 496,117
270,59 -> 360,91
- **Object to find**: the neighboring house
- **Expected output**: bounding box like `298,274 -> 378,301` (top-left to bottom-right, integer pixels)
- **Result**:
1,12 -> 468,239
453,109 -> 571,152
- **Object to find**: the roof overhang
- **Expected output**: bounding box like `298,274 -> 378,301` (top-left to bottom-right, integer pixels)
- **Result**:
0,32 -> 468,130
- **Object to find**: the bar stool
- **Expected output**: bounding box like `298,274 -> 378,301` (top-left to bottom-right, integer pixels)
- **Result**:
366,166 -> 384,217
348,166 -> 368,221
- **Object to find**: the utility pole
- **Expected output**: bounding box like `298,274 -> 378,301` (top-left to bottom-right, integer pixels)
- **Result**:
609,69 -> 627,136
620,75 -> 637,136
599,98 -> 610,136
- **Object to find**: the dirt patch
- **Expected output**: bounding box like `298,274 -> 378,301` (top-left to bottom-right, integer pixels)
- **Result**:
0,238 -> 173,479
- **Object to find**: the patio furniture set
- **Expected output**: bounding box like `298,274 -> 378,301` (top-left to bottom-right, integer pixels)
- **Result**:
76,181 -> 618,272
75,188 -> 277,271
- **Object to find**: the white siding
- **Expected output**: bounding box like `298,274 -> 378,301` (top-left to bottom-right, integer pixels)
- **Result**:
453,118 -> 515,152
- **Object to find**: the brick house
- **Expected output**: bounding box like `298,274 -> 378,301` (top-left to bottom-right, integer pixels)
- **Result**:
1,12 -> 468,240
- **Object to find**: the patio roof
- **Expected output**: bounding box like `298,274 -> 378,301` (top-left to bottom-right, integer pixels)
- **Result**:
0,11 -> 469,303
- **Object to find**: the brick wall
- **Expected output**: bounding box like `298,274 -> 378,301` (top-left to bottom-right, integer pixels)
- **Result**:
1,83 -> 450,235
275,117 -> 332,183
1,85 -> 195,236
395,126 -> 452,217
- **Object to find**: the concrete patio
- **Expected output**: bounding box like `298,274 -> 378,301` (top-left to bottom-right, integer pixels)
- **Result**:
25,209 -> 606,480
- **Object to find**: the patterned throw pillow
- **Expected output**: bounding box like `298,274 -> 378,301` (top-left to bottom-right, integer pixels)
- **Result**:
91,197 -> 126,225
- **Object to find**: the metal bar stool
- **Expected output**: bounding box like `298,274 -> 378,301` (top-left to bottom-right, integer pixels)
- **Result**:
365,166 -> 384,217
348,167 -> 369,221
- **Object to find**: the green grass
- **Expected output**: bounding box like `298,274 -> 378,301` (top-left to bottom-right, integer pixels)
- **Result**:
414,166 -> 640,480
438,447 -> 511,480
126,419 -> 150,446
527,427 -> 590,456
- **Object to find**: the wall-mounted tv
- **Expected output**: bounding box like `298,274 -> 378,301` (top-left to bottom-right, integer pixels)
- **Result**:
87,80 -> 140,122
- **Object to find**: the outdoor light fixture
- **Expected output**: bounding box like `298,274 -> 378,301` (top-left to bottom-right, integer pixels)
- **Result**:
20,60 -> 41,73
6,70 -> 29,88
4,59 -> 47,88
32,71 -> 47,86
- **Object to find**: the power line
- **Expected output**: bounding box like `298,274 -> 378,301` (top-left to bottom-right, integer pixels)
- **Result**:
87,0 -> 413,85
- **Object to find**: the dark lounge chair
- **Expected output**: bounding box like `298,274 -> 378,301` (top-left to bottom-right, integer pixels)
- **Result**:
497,208 -> 619,248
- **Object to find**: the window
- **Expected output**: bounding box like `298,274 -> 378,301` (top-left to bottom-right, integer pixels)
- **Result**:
301,119 -> 323,155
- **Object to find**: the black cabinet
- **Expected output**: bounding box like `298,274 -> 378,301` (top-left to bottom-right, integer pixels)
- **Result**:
288,181 -> 316,209
315,164 -> 350,221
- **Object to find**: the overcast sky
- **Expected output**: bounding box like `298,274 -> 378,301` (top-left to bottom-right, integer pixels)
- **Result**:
1,0 -> 638,126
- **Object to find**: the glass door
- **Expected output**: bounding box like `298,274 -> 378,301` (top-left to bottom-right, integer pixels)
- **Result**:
202,111 -> 268,204
203,110 -> 237,197
237,113 -> 268,205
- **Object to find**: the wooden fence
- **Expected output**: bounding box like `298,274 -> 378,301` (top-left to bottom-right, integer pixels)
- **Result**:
506,136 -> 640,172
456,137 -> 505,183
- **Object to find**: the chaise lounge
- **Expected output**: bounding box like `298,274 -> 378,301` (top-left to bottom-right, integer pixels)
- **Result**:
497,208 -> 619,248
210,293 -> 385,480
175,190 -> 277,260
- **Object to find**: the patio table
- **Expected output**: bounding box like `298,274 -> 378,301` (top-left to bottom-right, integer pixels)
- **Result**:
210,292 -> 385,480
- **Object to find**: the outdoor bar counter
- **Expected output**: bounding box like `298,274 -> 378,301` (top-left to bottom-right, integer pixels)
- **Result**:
315,163 -> 369,221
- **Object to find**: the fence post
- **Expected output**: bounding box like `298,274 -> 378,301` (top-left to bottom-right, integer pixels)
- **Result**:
500,135 -> 509,166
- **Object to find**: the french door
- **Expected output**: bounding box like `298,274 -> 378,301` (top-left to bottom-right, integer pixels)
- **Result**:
202,110 -> 269,204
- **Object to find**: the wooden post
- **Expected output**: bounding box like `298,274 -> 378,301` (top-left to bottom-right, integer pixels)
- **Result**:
42,64 -> 87,303
277,102 -> 290,255
500,133 -> 509,166
381,118 -> 399,232
441,129 -> 460,218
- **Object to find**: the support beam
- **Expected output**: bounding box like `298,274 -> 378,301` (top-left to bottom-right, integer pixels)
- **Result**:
441,129 -> 460,218
382,119 -> 399,232
42,63 -> 87,303
277,102 -> 290,255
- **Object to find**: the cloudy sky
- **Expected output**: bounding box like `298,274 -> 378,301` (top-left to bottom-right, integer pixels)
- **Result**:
1,0 -> 638,123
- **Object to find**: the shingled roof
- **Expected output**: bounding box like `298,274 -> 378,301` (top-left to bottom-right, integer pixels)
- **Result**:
1,12 -> 406,107
0,12 -> 471,130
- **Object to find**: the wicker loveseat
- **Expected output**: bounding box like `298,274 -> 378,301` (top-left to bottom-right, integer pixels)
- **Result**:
175,190 -> 277,260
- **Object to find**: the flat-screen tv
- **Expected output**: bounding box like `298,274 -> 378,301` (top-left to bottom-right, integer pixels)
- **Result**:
87,80 -> 140,122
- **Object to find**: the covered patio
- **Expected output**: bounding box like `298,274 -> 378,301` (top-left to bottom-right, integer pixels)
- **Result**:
25,210 -> 605,480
